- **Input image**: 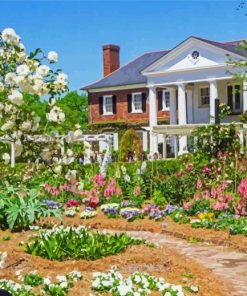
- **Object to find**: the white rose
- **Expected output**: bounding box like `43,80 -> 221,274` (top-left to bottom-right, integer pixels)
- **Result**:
8,90 -> 23,106
5,72 -> 17,86
57,73 -> 68,82
48,51 -> 58,62
16,64 -> 30,76
36,65 -> 50,77
2,153 -> 10,164
2,28 -> 20,45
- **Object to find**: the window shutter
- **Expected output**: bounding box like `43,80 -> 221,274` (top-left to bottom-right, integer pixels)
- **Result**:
99,96 -> 103,115
112,95 -> 117,114
227,86 -> 233,110
142,93 -> 146,112
158,91 -> 163,111
127,94 -> 132,113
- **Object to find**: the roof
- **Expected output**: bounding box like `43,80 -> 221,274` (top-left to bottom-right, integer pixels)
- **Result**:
83,50 -> 169,90
83,36 -> 246,90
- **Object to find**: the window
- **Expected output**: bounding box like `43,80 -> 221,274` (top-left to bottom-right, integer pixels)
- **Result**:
227,84 -> 242,113
132,93 -> 142,112
103,95 -> 113,115
162,90 -> 170,110
200,87 -> 209,106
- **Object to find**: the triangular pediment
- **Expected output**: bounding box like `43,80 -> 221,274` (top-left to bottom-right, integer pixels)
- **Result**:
143,37 -> 242,74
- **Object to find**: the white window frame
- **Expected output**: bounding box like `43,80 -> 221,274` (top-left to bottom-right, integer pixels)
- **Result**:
103,95 -> 113,115
199,87 -> 210,107
162,90 -> 170,111
131,92 -> 143,113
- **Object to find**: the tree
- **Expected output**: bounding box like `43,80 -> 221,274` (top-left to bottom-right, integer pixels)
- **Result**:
56,91 -> 88,132
119,128 -> 142,161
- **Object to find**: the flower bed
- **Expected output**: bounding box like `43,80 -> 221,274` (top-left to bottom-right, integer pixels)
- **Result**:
0,228 -> 228,296
25,225 -> 145,261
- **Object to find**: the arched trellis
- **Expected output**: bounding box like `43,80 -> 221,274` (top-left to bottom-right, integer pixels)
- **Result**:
0,133 -> 114,168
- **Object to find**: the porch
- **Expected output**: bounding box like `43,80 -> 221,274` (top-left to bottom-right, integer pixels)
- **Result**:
148,79 -> 247,155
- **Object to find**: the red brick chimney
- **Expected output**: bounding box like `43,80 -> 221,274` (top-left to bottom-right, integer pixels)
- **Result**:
103,44 -> 120,77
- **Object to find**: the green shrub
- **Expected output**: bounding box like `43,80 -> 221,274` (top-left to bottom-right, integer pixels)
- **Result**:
119,128 -> 142,161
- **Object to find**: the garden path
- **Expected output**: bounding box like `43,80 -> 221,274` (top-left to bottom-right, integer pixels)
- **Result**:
107,230 -> 247,296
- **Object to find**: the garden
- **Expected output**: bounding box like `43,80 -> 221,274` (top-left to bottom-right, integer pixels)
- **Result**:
0,27 -> 247,296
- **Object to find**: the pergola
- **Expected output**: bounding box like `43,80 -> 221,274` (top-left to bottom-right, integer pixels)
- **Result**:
152,123 -> 247,159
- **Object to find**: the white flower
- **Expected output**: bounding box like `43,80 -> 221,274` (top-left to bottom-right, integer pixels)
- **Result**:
2,28 -> 20,45
16,64 -> 30,76
48,51 -> 58,62
43,277 -> 51,285
0,81 -> 4,92
20,120 -> 32,131
54,165 -> 62,174
2,153 -> 10,164
1,120 -> 14,131
65,169 -> 77,181
60,281 -> 68,289
36,65 -> 50,77
5,72 -> 17,86
190,285 -> 199,293
46,106 -> 65,123
8,89 -> 23,106
56,275 -> 67,283
57,73 -> 68,82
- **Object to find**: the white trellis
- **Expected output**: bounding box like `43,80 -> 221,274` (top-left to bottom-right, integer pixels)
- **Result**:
0,133 -> 114,168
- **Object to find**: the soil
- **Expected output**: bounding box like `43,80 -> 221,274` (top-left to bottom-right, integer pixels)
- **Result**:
0,227 -> 228,296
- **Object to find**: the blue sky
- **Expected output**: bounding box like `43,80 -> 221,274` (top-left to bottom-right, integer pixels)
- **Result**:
0,1 -> 246,92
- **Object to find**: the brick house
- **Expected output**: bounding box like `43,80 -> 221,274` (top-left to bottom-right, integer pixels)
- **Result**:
83,37 -> 247,155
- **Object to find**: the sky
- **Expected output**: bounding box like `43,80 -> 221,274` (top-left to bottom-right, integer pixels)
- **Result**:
0,0 -> 246,92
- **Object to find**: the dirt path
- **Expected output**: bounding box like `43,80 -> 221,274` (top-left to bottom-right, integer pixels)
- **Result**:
106,230 -> 247,296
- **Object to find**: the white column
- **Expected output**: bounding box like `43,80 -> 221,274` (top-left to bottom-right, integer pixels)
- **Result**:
169,88 -> 177,155
113,133 -> 118,150
243,81 -> 247,112
142,131 -> 148,151
10,142 -> 15,168
186,89 -> 193,123
209,80 -> 218,123
177,83 -> 187,154
149,86 -> 158,154
162,135 -> 167,159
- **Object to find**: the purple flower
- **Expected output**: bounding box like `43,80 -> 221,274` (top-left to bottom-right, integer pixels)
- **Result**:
43,200 -> 63,209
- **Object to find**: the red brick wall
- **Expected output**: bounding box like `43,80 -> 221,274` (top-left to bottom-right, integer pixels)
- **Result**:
88,87 -> 169,124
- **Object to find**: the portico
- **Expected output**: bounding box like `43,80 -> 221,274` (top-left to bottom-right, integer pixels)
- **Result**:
142,36 -> 247,156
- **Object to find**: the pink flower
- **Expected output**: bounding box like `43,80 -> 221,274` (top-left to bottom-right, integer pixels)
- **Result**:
185,163 -> 193,171
116,187 -> 122,197
202,166 -> 211,173
133,186 -> 141,196
196,179 -> 202,189
213,202 -> 228,211
238,178 -> 247,200
176,172 -> 182,177
183,201 -> 192,210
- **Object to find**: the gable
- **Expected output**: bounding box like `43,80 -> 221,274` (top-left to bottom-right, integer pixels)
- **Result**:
142,37 -> 244,74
